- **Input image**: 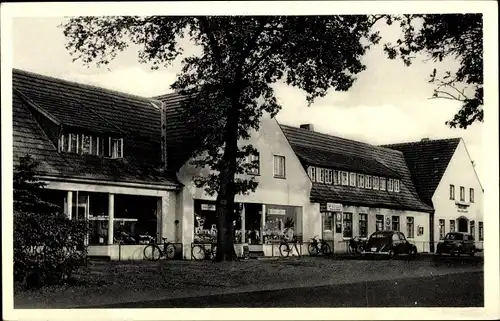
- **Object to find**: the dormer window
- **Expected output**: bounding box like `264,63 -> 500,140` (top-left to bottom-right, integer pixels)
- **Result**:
59,132 -> 123,158
394,179 -> 400,192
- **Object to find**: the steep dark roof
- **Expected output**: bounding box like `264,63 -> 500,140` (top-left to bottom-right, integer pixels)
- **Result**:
381,138 -> 461,206
280,125 -> 433,213
153,92 -> 198,173
12,69 -> 179,187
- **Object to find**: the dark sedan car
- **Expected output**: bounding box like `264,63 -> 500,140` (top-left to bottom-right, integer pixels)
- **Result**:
436,232 -> 476,256
361,230 -> 417,259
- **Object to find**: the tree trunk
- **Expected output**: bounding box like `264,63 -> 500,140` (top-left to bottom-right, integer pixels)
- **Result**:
214,92 -> 240,262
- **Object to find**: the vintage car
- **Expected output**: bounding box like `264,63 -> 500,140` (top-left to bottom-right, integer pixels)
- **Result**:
361,230 -> 417,259
436,232 -> 476,256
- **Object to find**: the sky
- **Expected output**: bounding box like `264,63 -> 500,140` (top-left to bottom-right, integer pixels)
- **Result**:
11,16 -> 484,182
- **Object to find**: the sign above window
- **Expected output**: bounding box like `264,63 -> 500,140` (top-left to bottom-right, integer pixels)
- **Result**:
267,208 -> 286,215
201,204 -> 216,211
326,203 -> 343,212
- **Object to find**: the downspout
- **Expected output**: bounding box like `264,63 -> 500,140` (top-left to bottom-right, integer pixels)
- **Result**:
150,99 -> 167,172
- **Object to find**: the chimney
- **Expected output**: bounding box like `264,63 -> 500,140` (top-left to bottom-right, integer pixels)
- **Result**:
300,124 -> 314,131
421,138 -> 430,142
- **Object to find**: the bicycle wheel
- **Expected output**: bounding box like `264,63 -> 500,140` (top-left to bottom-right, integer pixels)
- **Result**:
308,244 -> 319,256
321,243 -> 332,256
165,243 -> 176,259
192,245 -> 206,261
279,243 -> 290,257
144,244 -> 162,261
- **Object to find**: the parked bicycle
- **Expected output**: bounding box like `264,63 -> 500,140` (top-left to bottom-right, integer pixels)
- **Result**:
279,236 -> 301,257
192,241 -> 241,261
143,237 -> 176,261
307,235 -> 332,256
191,242 -> 217,261
348,236 -> 367,255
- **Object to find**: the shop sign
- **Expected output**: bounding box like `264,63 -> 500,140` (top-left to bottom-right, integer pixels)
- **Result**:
201,204 -> 216,211
385,217 -> 391,226
326,203 -> 343,212
267,208 -> 286,215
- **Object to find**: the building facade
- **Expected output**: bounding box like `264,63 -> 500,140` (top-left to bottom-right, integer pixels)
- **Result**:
12,69 -> 180,260
281,125 -> 434,253
383,138 -> 484,251
13,69 -> 437,260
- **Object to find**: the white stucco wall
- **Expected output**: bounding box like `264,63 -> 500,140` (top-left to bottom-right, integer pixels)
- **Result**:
432,139 -> 484,246
176,114 -> 312,258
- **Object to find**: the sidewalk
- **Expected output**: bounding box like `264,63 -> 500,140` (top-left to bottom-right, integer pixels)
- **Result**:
14,256 -> 483,309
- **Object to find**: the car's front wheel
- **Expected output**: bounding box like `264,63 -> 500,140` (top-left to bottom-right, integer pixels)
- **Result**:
388,249 -> 396,260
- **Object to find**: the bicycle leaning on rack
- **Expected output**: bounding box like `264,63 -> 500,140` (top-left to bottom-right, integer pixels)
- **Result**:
143,237 -> 176,261
279,236 -> 301,257
348,236 -> 366,255
307,235 -> 332,256
192,241 -> 242,261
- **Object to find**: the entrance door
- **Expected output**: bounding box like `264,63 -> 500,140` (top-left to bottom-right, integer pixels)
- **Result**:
458,217 -> 468,232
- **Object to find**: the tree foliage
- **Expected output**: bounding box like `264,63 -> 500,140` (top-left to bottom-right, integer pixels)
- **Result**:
382,14 -> 483,129
14,155 -> 89,289
62,15 -> 382,260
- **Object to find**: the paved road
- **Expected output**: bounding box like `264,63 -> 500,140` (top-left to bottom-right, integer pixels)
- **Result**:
91,271 -> 483,308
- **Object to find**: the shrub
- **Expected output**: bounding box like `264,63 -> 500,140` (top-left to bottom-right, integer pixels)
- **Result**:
13,155 -> 90,289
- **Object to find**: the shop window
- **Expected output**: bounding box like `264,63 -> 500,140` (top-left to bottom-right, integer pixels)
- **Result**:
394,179 -> 400,192
449,184 -> 455,200
469,188 -> 474,203
273,155 -> 286,178
478,222 -> 483,241
359,214 -> 367,238
450,220 -> 455,232
391,215 -> 400,231
325,169 -> 333,184
317,168 -> 325,183
308,166 -> 316,182
349,173 -> 356,187
357,174 -> 365,188
470,220 -> 475,238
366,176 -> 372,189
406,217 -> 414,238
387,179 -> 394,192
264,206 -> 301,243
439,219 -> 445,239
376,215 -> 384,231
373,176 -> 379,190
460,186 -> 465,201
341,171 -> 349,186
342,213 -> 353,238
113,195 -> 157,245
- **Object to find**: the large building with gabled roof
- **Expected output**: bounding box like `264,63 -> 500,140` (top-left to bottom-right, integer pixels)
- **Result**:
382,138 -> 484,252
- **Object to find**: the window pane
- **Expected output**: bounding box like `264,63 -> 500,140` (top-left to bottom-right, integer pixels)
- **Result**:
460,186 -> 465,201
342,213 -> 352,238
82,135 -> 91,155
349,173 -> 356,186
359,214 -> 367,237
70,133 -> 77,153
273,156 -> 285,178
341,172 -> 348,185
373,176 -> 379,190
380,178 -> 386,190
406,217 -> 414,238
450,185 -> 455,200
439,219 -> 445,239
376,215 -> 384,231
470,188 -> 474,202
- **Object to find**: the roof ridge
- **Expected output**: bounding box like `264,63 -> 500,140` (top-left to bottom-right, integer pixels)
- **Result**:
381,137 -> 462,147
279,123 -> 402,155
13,68 -> 154,104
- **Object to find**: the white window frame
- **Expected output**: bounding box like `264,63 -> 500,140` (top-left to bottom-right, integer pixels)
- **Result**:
316,168 -> 325,183
273,155 -> 286,178
333,170 -> 340,185
357,174 -> 365,188
366,176 -> 372,189
341,171 -> 349,186
460,186 -> 465,201
387,178 -> 394,192
406,217 -> 414,239
308,166 -> 316,182
373,176 -> 379,190
394,179 -> 400,192
349,172 -> 356,187
469,188 -> 474,203
449,184 -> 455,200
325,169 -> 333,184
380,177 -> 386,190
